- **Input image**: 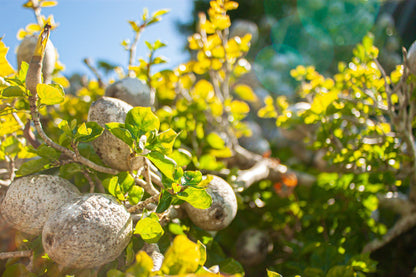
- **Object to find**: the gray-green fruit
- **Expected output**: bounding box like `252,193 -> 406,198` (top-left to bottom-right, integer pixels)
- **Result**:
0,175 -> 80,235
235,228 -> 272,266
42,193 -> 132,268
16,35 -> 56,84
87,96 -> 134,171
183,176 -> 237,231
105,77 -> 154,107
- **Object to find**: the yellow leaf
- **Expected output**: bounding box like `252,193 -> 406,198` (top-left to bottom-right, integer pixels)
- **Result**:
161,235 -> 201,275
228,100 -> 250,114
0,40 -> 15,77
225,1 -> 239,10
25,23 -> 42,33
40,1 -> 57,7
192,79 -> 214,100
37,83 -> 65,105
52,76 -> 70,88
234,84 -> 258,102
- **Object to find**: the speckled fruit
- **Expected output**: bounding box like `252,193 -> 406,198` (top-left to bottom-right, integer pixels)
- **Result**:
105,77 -> 154,107
87,96 -> 134,171
16,35 -> 56,84
235,228 -> 272,266
42,193 -> 132,269
0,175 -> 80,235
183,176 -> 237,231
407,40 -> 416,75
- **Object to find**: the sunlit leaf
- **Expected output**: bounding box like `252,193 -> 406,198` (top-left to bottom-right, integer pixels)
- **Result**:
125,107 -> 160,138
0,40 -> 15,77
161,235 -> 201,274
37,83 -> 65,105
147,151 -> 177,180
233,84 -> 258,102
177,186 -> 212,209
134,213 -> 164,243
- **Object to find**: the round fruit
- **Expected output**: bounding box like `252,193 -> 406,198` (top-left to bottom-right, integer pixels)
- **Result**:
87,96 -> 134,171
235,228 -> 272,266
183,175 -> 237,231
42,193 -> 132,269
407,40 -> 416,75
105,77 -> 154,107
16,35 -> 56,84
0,175 -> 80,235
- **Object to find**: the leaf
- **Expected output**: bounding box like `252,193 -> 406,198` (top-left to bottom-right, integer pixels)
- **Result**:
161,235 -> 201,275
128,20 -> 141,32
106,269 -> 125,277
105,122 -> 134,148
2,263 -> 36,277
177,186 -> 212,209
103,176 -> 125,201
156,189 -> 173,213
168,149 -> 192,167
126,251 -> 153,276
37,83 -> 65,105
1,86 -> 26,97
134,213 -> 164,243
267,269 -> 283,277
75,121 -> 104,143
36,144 -> 61,160
219,258 -> 245,275
148,129 -> 178,154
127,185 -> 144,205
197,240 -> 207,266
16,158 -> 50,176
206,132 -> 225,149
58,120 -> 74,137
125,107 -> 160,138
181,171 -> 203,187
40,1 -> 57,7
0,40 -> 15,77
118,171 -> 135,193
147,151 -> 177,180
152,9 -> 170,18
233,84 -> 258,102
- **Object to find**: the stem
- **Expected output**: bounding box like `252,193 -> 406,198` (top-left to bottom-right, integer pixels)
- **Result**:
128,194 -> 159,213
0,250 -> 32,260
128,27 -> 143,75
26,24 -> 119,176
83,58 -> 104,88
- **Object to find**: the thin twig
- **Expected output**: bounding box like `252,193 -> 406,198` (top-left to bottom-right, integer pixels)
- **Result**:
0,250 -> 33,260
128,194 -> 159,213
83,58 -> 104,88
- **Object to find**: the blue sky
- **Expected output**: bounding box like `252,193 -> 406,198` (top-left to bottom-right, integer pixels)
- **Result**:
0,0 -> 193,78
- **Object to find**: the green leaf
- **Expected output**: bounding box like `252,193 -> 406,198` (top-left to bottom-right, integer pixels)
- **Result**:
168,149 -> 192,167
148,129 -> 178,154
37,83 -> 65,105
2,85 -> 25,97
106,269 -> 125,277
177,186 -> 212,209
118,171 -> 135,193
134,213 -> 164,243
156,189 -> 173,213
219,258 -> 245,275
197,240 -> 207,266
75,121 -> 104,143
127,185 -> 144,205
125,107 -> 160,138
181,171 -> 203,187
267,269 -> 283,277
106,122 -> 134,148
126,251 -> 153,276
16,158 -> 50,176
2,263 -> 36,277
161,235 -> 201,275
206,132 -> 226,149
58,120 -> 74,137
103,176 -> 125,201
326,265 -> 355,277
147,151 -> 176,180
36,144 -> 61,160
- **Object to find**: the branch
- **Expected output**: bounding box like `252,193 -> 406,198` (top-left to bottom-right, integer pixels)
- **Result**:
83,58 -> 104,88
26,24 -> 119,176
128,193 -> 159,214
0,250 -> 33,260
